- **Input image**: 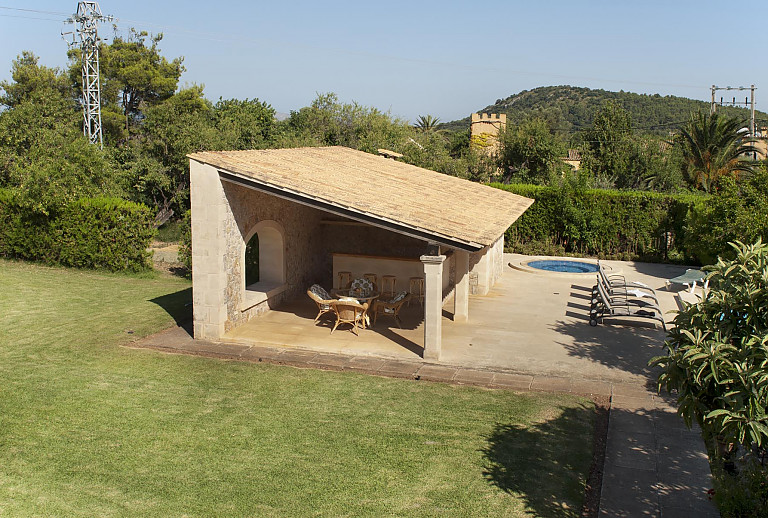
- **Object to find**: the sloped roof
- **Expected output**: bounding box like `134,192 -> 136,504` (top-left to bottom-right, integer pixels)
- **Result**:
188,146 -> 533,251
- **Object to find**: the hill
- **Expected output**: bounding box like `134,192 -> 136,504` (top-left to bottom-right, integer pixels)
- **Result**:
441,85 -> 765,137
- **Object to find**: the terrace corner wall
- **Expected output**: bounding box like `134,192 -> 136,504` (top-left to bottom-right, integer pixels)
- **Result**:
190,159 -> 327,340
190,160 -> 229,340
468,235 -> 504,296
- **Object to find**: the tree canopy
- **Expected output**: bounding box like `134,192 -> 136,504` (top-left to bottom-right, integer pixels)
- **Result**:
675,112 -> 758,193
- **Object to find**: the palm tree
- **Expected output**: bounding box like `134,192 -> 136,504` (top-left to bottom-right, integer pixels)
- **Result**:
414,114 -> 441,133
676,112 -> 758,193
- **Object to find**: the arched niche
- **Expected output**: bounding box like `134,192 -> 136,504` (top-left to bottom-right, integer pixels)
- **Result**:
241,220 -> 287,309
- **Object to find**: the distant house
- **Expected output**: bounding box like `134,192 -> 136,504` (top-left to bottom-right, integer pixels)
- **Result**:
187,146 -> 533,360
562,149 -> 582,171
751,127 -> 768,159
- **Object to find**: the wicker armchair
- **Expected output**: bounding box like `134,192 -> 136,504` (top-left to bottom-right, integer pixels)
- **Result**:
307,284 -> 335,323
330,299 -> 369,335
372,291 -> 411,328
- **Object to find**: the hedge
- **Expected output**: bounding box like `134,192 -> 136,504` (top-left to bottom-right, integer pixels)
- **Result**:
491,183 -> 702,262
0,190 -> 155,271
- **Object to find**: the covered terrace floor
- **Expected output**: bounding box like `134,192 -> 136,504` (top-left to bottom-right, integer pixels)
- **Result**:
220,254 -> 688,386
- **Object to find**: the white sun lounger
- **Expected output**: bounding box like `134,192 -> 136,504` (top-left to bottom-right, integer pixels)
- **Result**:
591,277 -> 666,331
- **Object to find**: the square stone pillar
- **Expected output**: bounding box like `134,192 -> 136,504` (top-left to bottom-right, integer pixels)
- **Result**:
454,250 -> 469,322
190,160 -> 228,340
421,254 -> 446,361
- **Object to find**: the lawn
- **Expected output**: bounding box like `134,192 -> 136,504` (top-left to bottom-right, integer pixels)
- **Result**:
0,259 -> 596,517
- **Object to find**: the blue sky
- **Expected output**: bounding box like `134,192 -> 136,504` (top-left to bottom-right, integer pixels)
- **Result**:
1,1 -> 766,122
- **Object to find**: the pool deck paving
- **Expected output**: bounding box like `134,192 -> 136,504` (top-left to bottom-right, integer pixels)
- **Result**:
132,254 -> 719,517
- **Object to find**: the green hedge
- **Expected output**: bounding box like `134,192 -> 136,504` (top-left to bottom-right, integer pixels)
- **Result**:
0,190 -> 155,271
491,183 -> 701,262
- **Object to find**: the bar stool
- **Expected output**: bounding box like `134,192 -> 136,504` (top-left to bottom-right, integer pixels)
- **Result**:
408,277 -> 424,307
363,273 -> 378,291
381,275 -> 397,298
337,271 -> 352,290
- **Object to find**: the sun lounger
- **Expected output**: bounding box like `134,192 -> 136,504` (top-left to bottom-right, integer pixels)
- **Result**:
593,269 -> 660,306
590,277 -> 666,330
665,269 -> 705,293
597,262 -> 657,295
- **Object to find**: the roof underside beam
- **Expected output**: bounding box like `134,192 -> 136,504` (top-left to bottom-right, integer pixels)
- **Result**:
218,170 -> 484,252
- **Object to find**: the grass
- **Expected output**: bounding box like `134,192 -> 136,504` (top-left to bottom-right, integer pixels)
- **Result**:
0,259 -> 596,516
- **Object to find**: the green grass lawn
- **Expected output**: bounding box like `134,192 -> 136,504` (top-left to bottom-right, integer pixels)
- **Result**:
0,259 -> 596,517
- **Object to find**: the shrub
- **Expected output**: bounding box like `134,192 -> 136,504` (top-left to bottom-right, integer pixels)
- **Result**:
683,170 -> 768,265
0,190 -> 155,271
55,198 -> 155,271
178,209 -> 191,273
651,240 -> 768,517
492,182 -> 698,261
651,240 -> 768,448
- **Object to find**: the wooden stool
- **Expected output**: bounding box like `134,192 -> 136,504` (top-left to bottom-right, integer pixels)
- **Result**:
337,271 -> 352,290
408,277 -> 424,307
363,273 -> 378,291
381,275 -> 397,297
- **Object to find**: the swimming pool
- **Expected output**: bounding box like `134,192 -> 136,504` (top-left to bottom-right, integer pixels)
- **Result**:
526,259 -> 599,274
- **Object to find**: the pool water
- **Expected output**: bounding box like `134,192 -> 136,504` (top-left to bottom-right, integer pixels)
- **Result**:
527,260 -> 599,274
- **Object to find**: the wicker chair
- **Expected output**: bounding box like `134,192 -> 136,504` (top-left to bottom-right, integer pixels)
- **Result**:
330,299 -> 369,335
348,278 -> 375,297
372,291 -> 411,328
307,284 -> 335,323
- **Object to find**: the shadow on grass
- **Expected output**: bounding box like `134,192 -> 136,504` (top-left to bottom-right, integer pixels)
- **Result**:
482,404 -> 596,518
150,288 -> 192,326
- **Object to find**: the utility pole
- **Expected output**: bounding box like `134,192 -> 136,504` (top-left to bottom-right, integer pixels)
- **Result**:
710,84 -> 756,137
62,2 -> 113,148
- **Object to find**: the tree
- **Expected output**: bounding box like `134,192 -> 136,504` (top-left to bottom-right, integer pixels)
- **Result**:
0,51 -> 73,108
71,29 -> 184,137
675,112 -> 757,193
123,85 -> 221,223
414,114 -> 441,132
651,240 -> 768,450
0,54 -> 116,213
498,117 -> 565,184
214,98 -> 276,150
285,92 -> 412,153
580,100 -> 633,187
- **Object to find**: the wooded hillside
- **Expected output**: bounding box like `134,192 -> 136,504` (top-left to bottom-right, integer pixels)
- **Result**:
442,85 -> 765,136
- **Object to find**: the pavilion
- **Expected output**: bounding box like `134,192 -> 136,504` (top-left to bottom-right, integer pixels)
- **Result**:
187,146 -> 533,360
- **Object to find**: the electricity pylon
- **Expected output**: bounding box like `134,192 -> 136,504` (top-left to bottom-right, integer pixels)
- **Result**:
62,2 -> 113,148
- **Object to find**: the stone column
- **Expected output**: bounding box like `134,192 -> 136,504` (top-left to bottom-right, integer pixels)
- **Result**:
454,250 -> 469,322
421,254 -> 446,361
190,160 -> 228,340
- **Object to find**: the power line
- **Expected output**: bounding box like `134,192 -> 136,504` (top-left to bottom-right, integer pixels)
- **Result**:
0,13 -> 62,21
0,6 -> 69,15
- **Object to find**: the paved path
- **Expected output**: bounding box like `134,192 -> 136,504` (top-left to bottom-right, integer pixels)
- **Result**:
132,324 -> 719,517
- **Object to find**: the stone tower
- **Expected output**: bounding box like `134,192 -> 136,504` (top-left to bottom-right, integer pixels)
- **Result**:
470,113 -> 506,155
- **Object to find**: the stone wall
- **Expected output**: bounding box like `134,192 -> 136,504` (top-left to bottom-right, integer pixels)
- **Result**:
467,235 -> 504,296
221,181 -> 326,331
320,221 -> 428,283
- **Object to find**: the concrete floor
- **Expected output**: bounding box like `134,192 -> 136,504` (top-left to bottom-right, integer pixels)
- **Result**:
223,253 -> 688,386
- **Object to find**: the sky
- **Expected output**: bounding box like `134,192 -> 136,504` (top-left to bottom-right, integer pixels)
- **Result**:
1,0 -> 766,123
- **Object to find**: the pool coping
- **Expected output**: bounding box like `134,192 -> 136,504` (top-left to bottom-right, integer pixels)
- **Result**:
508,255 -> 620,278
